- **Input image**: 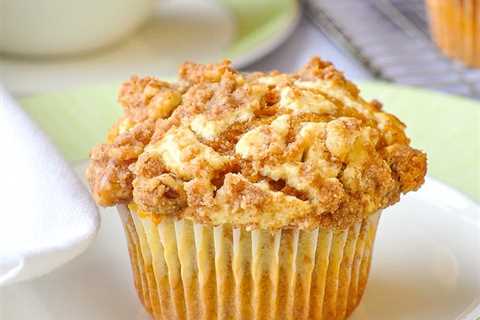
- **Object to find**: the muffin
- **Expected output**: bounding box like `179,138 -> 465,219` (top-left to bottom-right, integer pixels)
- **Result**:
86,58 -> 427,320
426,0 -> 480,67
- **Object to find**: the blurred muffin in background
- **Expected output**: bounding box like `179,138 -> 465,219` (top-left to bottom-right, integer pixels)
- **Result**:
426,0 -> 480,67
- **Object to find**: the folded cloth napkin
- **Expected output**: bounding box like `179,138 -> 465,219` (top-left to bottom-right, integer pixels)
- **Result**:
0,85 -> 99,286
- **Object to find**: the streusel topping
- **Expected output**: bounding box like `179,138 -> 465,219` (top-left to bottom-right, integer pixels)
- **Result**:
86,58 -> 427,229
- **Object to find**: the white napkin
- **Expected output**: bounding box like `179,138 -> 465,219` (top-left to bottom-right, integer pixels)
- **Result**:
0,86 -> 100,286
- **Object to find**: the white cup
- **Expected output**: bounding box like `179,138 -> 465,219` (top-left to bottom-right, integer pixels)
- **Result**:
0,0 -> 154,56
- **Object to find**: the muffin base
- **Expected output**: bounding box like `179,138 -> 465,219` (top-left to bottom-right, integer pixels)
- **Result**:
426,0 -> 480,67
118,206 -> 380,320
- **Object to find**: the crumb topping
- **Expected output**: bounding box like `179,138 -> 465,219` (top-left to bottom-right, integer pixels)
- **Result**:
86,58 -> 427,229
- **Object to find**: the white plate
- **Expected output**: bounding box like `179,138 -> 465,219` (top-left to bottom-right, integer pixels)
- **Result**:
2,176 -> 479,320
0,0 -> 299,96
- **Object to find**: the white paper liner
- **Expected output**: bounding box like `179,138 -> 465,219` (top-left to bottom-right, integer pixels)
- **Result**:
118,207 -> 381,320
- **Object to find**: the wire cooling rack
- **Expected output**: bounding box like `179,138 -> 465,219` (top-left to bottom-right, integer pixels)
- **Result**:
303,0 -> 480,99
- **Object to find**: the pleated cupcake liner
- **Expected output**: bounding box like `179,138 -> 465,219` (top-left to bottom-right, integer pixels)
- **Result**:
118,205 -> 381,320
426,0 -> 480,67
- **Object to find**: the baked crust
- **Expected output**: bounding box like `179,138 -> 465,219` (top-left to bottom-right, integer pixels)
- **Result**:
86,58 -> 427,229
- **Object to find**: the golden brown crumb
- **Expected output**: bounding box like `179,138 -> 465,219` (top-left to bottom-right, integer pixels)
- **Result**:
86,57 -> 427,229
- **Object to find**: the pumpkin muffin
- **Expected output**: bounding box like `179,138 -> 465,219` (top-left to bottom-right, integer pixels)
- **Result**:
86,58 -> 427,320
426,0 -> 480,67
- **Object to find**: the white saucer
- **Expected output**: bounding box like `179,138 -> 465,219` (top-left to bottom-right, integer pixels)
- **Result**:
2,176 -> 479,319
0,0 -> 299,96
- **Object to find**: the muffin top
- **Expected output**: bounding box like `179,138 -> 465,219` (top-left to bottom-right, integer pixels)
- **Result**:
86,58 -> 427,229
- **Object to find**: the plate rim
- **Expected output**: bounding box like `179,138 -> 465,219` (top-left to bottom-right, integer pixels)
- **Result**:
397,176 -> 480,320
230,0 -> 300,68
421,176 -> 480,209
